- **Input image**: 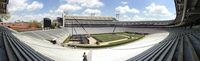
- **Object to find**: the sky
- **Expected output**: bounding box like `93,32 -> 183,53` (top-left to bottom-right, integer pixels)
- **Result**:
7,0 -> 176,22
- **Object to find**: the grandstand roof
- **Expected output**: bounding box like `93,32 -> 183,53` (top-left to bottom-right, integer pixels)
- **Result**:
64,15 -> 117,21
174,0 -> 200,26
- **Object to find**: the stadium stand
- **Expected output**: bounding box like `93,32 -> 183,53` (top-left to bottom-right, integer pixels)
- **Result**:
1,25 -> 200,61
21,28 -> 69,44
127,28 -> 200,61
64,18 -> 172,27
0,26 -> 53,61
126,0 -> 200,60
1,0 -> 200,60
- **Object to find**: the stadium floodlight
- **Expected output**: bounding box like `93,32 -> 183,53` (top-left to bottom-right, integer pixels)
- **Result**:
62,12 -> 66,27
115,10 -> 120,20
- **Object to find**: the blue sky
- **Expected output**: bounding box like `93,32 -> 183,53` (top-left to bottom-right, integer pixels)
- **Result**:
7,0 -> 176,22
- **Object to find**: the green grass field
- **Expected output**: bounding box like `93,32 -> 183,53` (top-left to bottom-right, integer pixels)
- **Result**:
116,32 -> 142,37
91,33 -> 126,42
91,32 -> 144,42
69,35 -> 145,48
65,32 -> 145,48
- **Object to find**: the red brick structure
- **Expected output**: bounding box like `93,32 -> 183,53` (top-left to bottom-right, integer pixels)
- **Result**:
0,22 -> 11,26
7,22 -> 41,32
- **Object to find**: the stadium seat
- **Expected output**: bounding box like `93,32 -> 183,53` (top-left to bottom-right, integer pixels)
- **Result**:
0,26 -> 53,61
127,28 -> 200,61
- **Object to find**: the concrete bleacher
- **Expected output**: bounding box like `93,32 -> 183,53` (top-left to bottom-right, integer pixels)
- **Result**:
0,26 -> 88,61
21,28 -> 69,44
127,28 -> 200,61
0,26 -> 169,61
0,26 -> 53,61
1,25 -> 200,61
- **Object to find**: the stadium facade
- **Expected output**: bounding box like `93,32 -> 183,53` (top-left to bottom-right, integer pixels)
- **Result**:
63,15 -> 117,27
63,15 -> 174,27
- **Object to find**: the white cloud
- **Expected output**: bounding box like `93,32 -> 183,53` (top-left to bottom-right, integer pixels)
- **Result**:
82,9 -> 101,15
8,10 -> 62,22
67,0 -> 104,8
115,3 -> 173,21
81,0 -> 104,8
121,1 -> 128,5
132,15 -> 161,21
8,0 -> 43,12
119,15 -> 146,21
119,15 -> 131,21
8,0 -> 28,12
138,3 -> 176,20
55,4 -> 82,13
115,5 -> 140,14
27,1 -> 44,11
145,3 -> 172,16
132,15 -> 145,21
8,12 -> 61,22
169,14 -> 176,19
51,0 -> 104,17
119,14 -> 173,21
49,10 -> 53,13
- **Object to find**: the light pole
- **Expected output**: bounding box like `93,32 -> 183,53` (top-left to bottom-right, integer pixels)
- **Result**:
62,12 -> 65,27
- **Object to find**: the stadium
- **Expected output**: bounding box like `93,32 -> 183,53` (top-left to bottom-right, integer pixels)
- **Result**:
1,0 -> 200,61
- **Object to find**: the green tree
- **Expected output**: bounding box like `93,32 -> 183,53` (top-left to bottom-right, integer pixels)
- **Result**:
29,20 -> 42,28
51,22 -> 57,29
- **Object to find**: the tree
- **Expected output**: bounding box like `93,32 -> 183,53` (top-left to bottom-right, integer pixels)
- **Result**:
51,22 -> 57,29
29,20 -> 42,28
